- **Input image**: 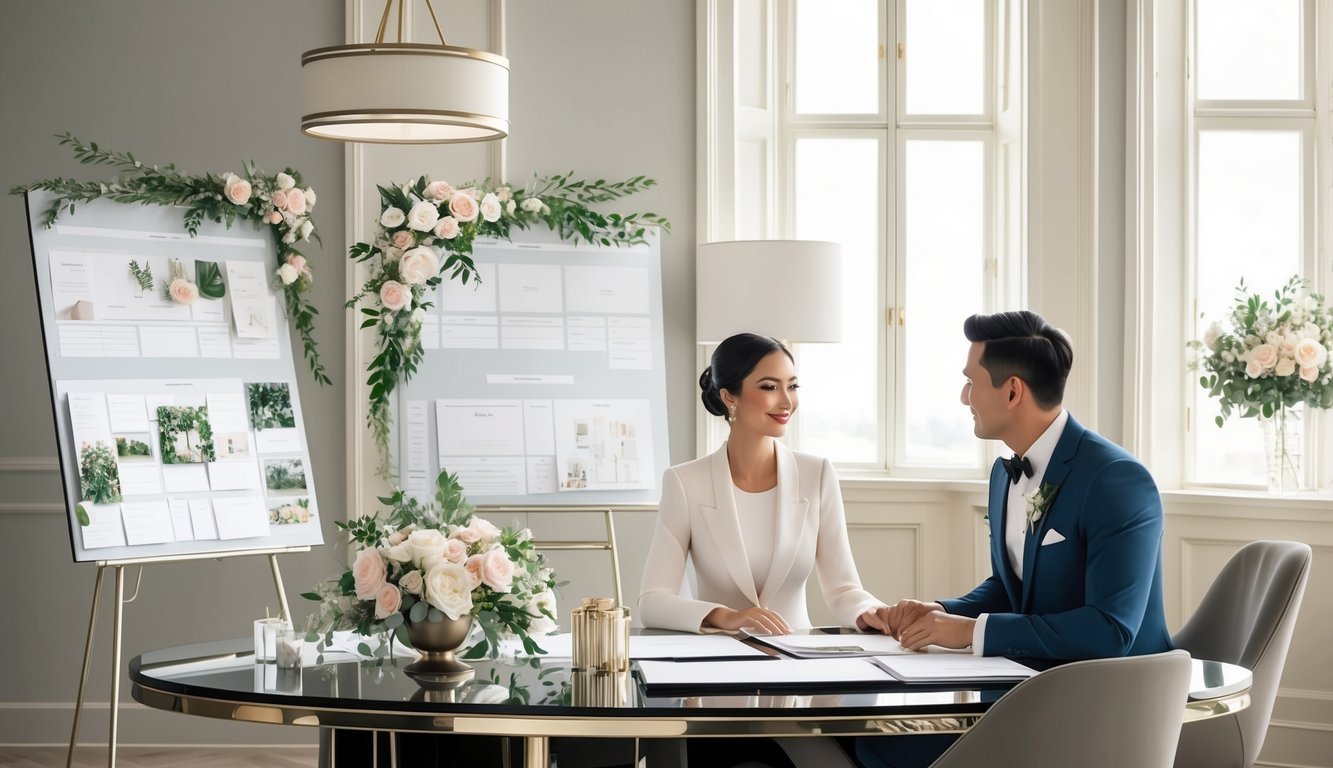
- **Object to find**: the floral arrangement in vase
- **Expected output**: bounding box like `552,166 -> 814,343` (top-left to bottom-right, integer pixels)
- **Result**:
303,470 -> 558,660
11,134 -> 329,385
1191,276 -> 1333,424
347,173 -> 670,474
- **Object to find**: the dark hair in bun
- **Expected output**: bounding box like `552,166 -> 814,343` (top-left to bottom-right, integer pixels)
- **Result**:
699,333 -> 792,418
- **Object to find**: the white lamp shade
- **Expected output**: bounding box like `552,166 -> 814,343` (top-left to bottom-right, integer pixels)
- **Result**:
696,240 -> 843,343
301,44 -> 509,144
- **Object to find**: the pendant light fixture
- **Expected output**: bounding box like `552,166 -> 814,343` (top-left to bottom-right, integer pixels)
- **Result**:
301,0 -> 509,144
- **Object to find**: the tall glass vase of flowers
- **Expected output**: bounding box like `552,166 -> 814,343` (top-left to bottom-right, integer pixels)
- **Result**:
1191,276 -> 1333,493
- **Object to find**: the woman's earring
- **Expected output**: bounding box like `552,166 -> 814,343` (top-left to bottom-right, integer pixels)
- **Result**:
728,405 -> 737,423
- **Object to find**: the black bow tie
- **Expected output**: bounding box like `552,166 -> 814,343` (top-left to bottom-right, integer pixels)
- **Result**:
1001,454 -> 1033,484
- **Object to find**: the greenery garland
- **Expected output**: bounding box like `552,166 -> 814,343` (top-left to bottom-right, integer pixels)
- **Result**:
349,173 -> 671,475
10,134 -> 330,385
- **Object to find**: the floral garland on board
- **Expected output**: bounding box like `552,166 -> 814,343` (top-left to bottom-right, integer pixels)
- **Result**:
349,173 -> 670,474
10,134 -> 329,385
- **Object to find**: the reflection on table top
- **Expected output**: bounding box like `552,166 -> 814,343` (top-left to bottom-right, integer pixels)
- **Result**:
129,636 -> 1252,738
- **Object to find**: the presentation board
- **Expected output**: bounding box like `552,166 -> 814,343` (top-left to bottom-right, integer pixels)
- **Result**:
394,226 -> 669,505
24,191 -> 323,562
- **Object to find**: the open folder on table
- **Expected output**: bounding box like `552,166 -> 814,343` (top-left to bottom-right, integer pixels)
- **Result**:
741,628 -> 970,658
870,654 -> 1036,683
637,657 -> 894,694
500,632 -> 771,661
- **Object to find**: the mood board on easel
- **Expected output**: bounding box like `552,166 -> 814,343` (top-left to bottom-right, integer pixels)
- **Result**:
23,190 -> 322,562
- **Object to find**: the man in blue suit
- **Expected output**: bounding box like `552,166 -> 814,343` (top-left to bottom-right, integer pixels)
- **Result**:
857,310 -> 1171,767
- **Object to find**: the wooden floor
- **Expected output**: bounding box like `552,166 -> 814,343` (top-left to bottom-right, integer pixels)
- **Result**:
0,747 -> 318,767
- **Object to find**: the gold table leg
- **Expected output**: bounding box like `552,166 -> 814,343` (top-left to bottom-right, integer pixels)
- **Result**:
524,736 -> 550,768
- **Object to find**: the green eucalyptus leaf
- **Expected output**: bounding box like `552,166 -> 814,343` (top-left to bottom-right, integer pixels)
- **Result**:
76,502 -> 90,527
195,260 -> 225,299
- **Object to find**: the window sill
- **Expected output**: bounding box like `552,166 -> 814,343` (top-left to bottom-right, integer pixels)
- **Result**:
1163,488 -> 1333,521
835,471 -> 988,495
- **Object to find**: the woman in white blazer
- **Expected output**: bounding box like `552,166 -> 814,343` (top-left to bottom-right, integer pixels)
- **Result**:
640,333 -> 886,634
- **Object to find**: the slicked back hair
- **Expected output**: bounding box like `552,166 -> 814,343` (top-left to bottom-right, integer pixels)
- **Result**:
963,311 -> 1073,409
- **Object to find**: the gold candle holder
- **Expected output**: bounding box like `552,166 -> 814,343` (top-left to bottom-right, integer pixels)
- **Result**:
571,597 -> 630,673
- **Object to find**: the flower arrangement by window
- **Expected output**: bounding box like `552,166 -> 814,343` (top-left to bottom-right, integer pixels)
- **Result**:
1190,275 -> 1333,425
348,174 -> 670,474
303,470 -> 558,660
11,134 -> 329,385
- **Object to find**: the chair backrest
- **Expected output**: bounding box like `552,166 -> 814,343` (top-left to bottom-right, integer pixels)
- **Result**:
479,505 -> 625,605
1171,540 -> 1312,768
931,650 -> 1193,768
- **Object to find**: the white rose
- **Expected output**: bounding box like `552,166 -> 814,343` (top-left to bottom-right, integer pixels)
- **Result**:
442,537 -> 468,563
434,216 -> 460,240
411,308 -> 427,326
1275,357 -> 1296,377
380,207 -> 406,228
479,547 -> 515,591
386,542 -> 413,563
352,548 -> 387,600
495,186 -> 512,203
1203,322 -> 1222,352
1294,338 -> 1328,369
276,172 -> 296,190
1301,366 -> 1319,382
399,569 -> 424,595
277,263 -> 299,285
479,192 -> 502,222
302,187 -> 317,207
423,561 -> 475,620
468,517 -> 502,544
505,199 -> 516,216
299,220 -> 314,241
424,180 -> 453,201
1245,358 -> 1265,378
1250,343 -> 1279,370
407,200 -> 441,232
520,197 -> 544,213
383,246 -> 403,263
399,246 -> 440,285
405,528 -> 449,564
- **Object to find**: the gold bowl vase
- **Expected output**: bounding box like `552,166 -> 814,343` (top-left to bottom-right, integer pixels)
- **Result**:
404,615 -> 475,689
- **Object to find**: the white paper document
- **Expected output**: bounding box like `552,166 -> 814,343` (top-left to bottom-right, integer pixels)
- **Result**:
80,503 -> 127,549
496,633 -> 769,660
566,316 -> 608,352
870,655 -> 1036,683
498,263 -> 563,313
447,456 -> 528,496
48,249 -> 94,319
212,496 -> 270,540
116,463 -> 164,496
188,498 -> 219,540
608,316 -> 652,370
740,630 -> 966,658
501,316 -> 564,351
553,399 -> 654,490
106,394 -> 151,433
525,456 -> 557,494
636,658 -> 893,692
168,498 -> 195,541
438,263 -> 497,313
441,315 -> 500,349
404,400 -> 431,491
564,265 -> 650,315
420,317 -> 440,350
140,326 -> 200,358
232,336 -> 280,359
120,501 -> 176,546
437,400 -> 526,457
197,326 -> 233,358
522,400 -> 556,455
205,392 -> 250,432
162,464 -> 210,494
58,324 -> 140,358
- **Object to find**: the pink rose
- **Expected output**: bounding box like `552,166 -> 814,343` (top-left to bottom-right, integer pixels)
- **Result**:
287,254 -> 308,273
168,278 -> 198,305
1251,343 -> 1278,370
379,280 -> 410,311
374,583 -> 402,619
286,188 -> 307,215
495,186 -> 512,203
271,188 -> 290,211
1301,366 -> 1319,382
449,192 -> 479,223
264,210 -> 282,225
454,525 -> 480,544
479,548 -> 515,591
434,216 -> 460,240
424,180 -> 454,201
223,174 -> 252,205
463,554 -> 485,589
352,548 -> 387,599
442,537 -> 468,563
1245,358 -> 1264,378
392,230 -> 415,249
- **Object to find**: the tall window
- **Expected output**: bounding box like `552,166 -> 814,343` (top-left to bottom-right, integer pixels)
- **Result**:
1187,0 -> 1319,486
785,0 -> 1003,472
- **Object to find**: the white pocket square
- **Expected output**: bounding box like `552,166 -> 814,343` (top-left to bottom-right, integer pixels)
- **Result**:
1041,529 -> 1067,546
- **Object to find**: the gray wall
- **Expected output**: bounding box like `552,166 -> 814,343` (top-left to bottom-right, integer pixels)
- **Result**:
0,0 -> 695,747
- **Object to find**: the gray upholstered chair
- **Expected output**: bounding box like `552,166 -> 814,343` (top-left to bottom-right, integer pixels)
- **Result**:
929,650 -> 1193,768
1171,540 -> 1312,768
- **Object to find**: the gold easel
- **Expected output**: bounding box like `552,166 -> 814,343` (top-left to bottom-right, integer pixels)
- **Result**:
67,546 -> 310,768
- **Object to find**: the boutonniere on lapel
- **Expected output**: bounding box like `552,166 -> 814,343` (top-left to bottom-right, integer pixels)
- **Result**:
1024,483 -> 1059,535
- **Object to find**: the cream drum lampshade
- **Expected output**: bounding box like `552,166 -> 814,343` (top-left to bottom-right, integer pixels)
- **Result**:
695,240 -> 843,344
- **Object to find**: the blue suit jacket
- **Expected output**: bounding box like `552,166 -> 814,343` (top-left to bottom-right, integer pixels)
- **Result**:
939,415 -> 1172,660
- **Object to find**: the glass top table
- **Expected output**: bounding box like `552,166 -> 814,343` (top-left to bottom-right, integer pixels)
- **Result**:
129,637 -> 1251,768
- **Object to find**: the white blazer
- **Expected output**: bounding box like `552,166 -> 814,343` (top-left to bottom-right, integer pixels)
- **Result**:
638,442 -> 881,632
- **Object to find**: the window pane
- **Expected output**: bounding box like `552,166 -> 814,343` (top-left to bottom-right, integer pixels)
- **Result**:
793,138 -> 880,463
904,0 -> 987,115
1196,0 -> 1302,100
1193,130 -> 1303,485
903,140 -> 985,466
794,0 -> 879,114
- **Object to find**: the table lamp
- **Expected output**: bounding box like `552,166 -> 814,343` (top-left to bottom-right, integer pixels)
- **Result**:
695,240 -> 843,344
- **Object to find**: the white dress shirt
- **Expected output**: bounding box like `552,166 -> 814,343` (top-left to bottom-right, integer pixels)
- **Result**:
972,409 -> 1069,653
